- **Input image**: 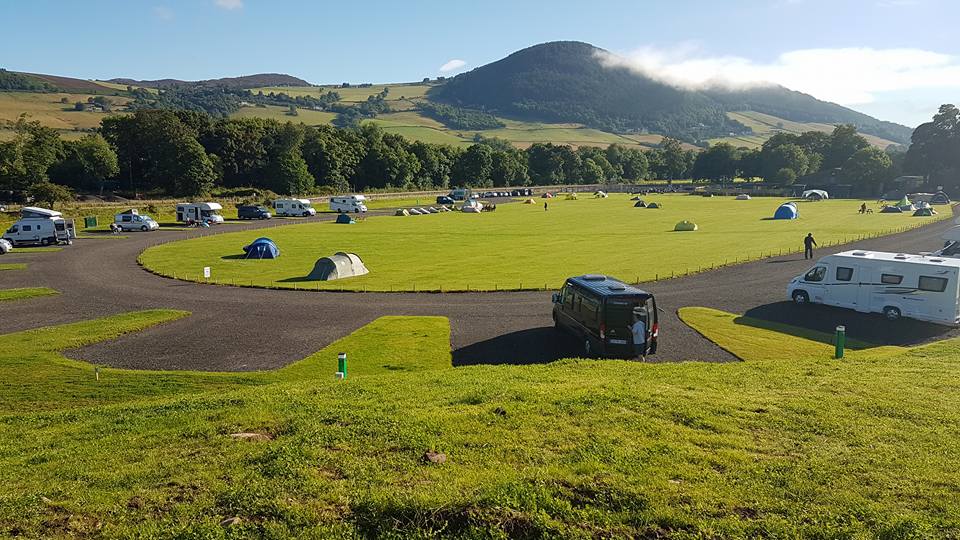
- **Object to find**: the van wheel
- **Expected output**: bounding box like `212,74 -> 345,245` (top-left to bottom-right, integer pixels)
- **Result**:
40,238 -> 49,247
883,306 -> 901,321
792,290 -> 809,305
304,212 -> 311,217
141,225 -> 148,231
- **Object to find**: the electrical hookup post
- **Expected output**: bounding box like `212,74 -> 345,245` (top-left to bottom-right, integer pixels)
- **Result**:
336,352 -> 347,380
834,325 -> 846,359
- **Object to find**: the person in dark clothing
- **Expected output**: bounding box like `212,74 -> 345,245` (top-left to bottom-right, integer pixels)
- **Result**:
804,233 -> 817,259
544,202 -> 548,211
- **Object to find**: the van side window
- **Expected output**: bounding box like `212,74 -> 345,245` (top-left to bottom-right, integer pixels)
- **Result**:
836,267 -> 854,281
881,274 -> 903,285
22,225 -> 31,231
581,295 -> 599,323
804,267 -> 826,282
918,276 -> 948,293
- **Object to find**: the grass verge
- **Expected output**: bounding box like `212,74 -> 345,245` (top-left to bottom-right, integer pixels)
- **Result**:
0,263 -> 26,271
0,287 -> 58,302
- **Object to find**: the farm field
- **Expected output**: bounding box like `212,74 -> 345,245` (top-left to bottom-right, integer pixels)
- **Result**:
230,104 -> 337,124
710,111 -> 901,149
139,194 -> 946,292
253,83 -> 433,102
0,91 -> 128,138
2,307 -> 960,537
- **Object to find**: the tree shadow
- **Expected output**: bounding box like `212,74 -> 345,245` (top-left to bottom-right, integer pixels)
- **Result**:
740,302 -> 958,347
452,327 -> 581,366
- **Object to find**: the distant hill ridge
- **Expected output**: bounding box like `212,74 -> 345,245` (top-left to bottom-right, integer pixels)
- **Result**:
106,73 -> 312,89
429,41 -> 912,145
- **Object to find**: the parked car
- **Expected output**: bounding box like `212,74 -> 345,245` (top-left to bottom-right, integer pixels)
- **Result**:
436,196 -> 455,205
552,274 -> 659,358
788,250 -> 960,326
237,205 -> 272,220
0,238 -> 11,254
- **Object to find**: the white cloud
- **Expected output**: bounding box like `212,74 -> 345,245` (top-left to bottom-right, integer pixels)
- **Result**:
439,59 -> 467,73
598,45 -> 960,107
153,6 -> 174,20
214,0 -> 243,10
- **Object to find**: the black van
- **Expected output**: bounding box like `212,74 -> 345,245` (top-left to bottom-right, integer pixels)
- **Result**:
237,205 -> 272,220
552,275 -> 658,358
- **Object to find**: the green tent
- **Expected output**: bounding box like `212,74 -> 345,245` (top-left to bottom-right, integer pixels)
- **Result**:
897,195 -> 911,207
674,220 -> 698,231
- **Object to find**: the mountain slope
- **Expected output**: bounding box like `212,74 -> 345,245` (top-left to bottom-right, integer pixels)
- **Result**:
430,41 -> 911,145
107,73 -> 310,89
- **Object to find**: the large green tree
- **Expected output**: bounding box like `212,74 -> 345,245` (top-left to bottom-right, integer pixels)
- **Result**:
844,147 -> 893,196
0,115 -> 63,192
904,104 -> 960,188
452,144 -> 493,187
691,142 -> 741,181
50,134 -> 119,193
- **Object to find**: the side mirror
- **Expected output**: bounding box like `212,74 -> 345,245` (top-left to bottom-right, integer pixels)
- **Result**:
552,293 -> 560,303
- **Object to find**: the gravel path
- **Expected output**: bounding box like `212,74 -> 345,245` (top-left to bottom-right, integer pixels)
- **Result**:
0,208 -> 956,371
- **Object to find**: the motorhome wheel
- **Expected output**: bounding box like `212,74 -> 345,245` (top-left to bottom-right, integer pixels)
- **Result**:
883,306 -> 901,321
792,290 -> 809,305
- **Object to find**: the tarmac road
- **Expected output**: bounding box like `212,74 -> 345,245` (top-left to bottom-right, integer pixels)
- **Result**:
0,208 -> 957,371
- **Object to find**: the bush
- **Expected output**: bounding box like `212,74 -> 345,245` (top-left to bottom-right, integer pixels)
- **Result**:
774,168 -> 797,185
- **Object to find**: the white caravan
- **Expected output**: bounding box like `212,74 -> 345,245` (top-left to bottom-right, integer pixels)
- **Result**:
2,207 -> 74,246
273,199 -> 316,217
787,250 -> 960,326
114,209 -> 159,231
176,202 -> 224,224
329,195 -> 367,213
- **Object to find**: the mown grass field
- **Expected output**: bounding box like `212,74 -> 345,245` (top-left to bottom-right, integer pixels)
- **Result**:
140,194 -> 947,292
2,307 -> 960,537
0,287 -> 58,302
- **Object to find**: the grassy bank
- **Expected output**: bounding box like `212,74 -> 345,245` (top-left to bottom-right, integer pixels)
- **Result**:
2,308 -> 960,537
140,194 -> 948,292
0,287 -> 58,302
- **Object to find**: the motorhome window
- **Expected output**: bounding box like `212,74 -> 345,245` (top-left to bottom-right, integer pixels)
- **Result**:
881,274 -> 903,285
836,267 -> 854,281
918,276 -> 948,293
55,223 -> 64,231
804,266 -> 826,282
22,225 -> 31,231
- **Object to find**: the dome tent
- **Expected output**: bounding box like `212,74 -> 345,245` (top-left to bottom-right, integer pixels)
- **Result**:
773,202 -> 799,220
735,194 -> 751,200
634,200 -> 646,208
913,207 -> 937,217
802,189 -> 829,201
674,220 -> 698,231
932,191 -> 951,204
307,252 -> 369,281
647,202 -> 661,209
880,205 -> 903,213
594,190 -> 608,198
242,237 -> 279,259
541,193 -> 553,198
336,213 -> 356,224
395,209 -> 410,216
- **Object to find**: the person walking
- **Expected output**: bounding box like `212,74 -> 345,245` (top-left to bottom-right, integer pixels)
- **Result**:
544,201 -> 548,211
804,233 -> 817,259
859,202 -> 867,214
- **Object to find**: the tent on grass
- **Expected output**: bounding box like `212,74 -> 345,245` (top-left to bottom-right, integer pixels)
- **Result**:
802,189 -> 829,201
523,198 -> 535,204
773,202 -> 799,220
647,202 -> 661,209
427,207 -> 440,213
307,252 -> 368,281
336,213 -> 356,224
634,200 -> 646,208
630,196 -> 641,201
565,193 -> 578,200
880,205 -> 903,213
594,190 -> 608,198
674,220 -> 698,231
542,192 -> 553,198
913,207 -> 937,217
242,237 -> 279,259
932,191 -> 951,205
735,194 -> 751,200
395,209 -> 410,216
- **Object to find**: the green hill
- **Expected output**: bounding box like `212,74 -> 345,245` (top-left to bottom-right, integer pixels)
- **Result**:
430,41 -> 912,145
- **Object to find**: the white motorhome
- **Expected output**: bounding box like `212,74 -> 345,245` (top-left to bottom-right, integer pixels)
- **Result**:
329,195 -> 367,213
787,250 -> 960,326
2,207 -> 74,246
273,199 -> 316,217
934,226 -> 960,258
114,209 -> 159,231
176,202 -> 224,224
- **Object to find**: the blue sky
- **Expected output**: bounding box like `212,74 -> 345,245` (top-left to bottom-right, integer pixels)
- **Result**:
2,0 -> 958,126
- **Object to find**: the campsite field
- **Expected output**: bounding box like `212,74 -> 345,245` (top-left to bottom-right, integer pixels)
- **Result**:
2,308 -> 960,537
139,194 -> 947,292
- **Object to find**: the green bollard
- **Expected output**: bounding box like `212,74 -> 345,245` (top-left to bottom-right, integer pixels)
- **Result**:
338,352 -> 347,379
834,326 -> 846,359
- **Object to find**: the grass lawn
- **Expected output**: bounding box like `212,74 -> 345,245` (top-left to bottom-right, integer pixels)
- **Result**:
2,308 -> 960,537
140,194 -> 948,292
0,287 -> 58,302
0,263 -> 26,271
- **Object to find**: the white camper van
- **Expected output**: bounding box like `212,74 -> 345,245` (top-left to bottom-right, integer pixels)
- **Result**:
787,250 -> 960,326
329,195 -> 367,213
273,199 -> 316,217
2,207 -> 74,246
114,209 -> 159,231
176,202 -> 224,224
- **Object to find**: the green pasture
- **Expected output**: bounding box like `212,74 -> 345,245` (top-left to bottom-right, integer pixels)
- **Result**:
140,194 -> 947,292
3,307 -> 960,537
711,111 -> 899,150
251,83 -> 432,103
0,287 -> 58,302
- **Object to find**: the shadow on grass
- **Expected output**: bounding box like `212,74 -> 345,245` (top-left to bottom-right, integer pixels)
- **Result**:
452,327 -> 581,366
739,302 -> 958,348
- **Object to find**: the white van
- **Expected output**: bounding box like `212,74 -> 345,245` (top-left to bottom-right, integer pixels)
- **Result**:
114,209 -> 159,231
176,202 -> 224,224
273,199 -> 316,217
2,207 -> 74,246
787,250 -> 960,326
329,195 -> 367,214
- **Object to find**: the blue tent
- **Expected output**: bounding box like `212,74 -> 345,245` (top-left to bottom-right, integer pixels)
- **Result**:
242,237 -> 279,259
773,202 -> 799,220
336,213 -> 356,224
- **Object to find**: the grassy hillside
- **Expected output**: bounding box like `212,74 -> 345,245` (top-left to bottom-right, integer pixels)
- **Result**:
0,91 -> 131,140
711,111 -> 900,149
3,309 -> 960,537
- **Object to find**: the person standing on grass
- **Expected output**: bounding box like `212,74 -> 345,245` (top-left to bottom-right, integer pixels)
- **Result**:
544,201 -> 548,211
804,233 -> 817,259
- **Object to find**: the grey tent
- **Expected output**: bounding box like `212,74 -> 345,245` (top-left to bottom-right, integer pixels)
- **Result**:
932,191 -> 951,204
634,200 -> 646,208
880,205 -> 903,213
307,252 -> 369,281
647,202 -> 661,209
